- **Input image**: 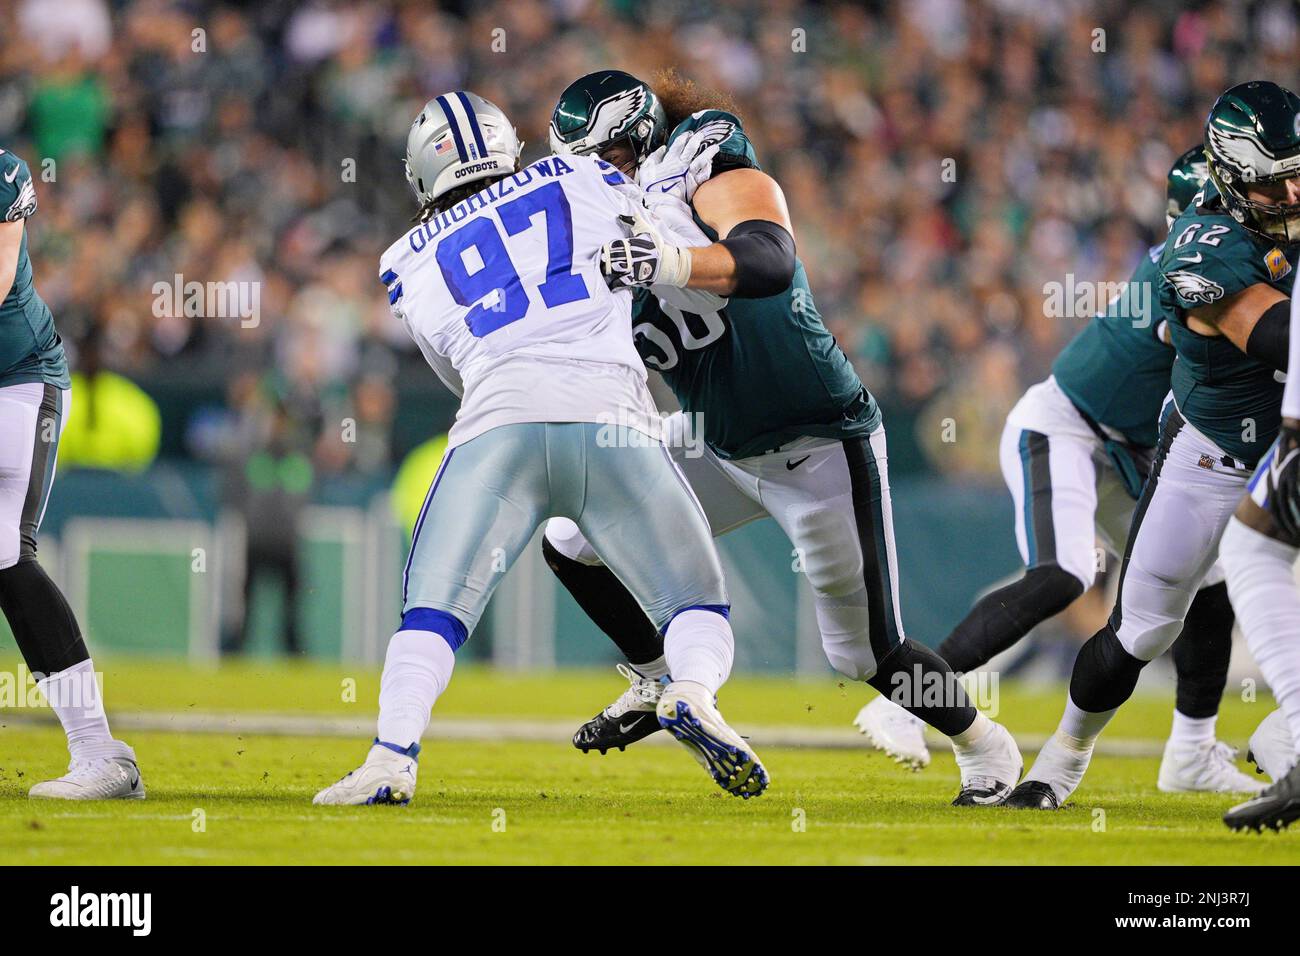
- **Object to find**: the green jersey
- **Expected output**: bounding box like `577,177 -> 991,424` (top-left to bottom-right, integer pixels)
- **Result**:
0,149 -> 68,389
1158,181 -> 1294,465
631,110 -> 878,459
1052,242 -> 1175,448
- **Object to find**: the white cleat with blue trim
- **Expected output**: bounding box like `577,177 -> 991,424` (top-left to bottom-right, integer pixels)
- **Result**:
314,740 -> 420,806
657,681 -> 768,798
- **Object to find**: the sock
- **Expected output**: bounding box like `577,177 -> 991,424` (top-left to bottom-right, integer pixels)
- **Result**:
1221,518 -> 1300,756
542,534 -> 664,667
376,629 -> 456,748
937,564 -> 1084,673
1058,696 -> 1114,748
1168,711 -> 1217,747
1171,581 -> 1233,719
663,608 -> 733,696
867,639 -> 979,737
37,658 -> 118,760
631,654 -> 669,681
950,711 -> 992,750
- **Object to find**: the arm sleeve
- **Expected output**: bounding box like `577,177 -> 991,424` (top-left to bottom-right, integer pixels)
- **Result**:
1284,293 -> 1300,418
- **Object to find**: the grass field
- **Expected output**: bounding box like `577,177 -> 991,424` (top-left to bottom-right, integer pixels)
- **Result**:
1,657 -> 1296,865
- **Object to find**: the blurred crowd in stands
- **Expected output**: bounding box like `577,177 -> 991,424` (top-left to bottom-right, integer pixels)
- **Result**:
4,0 -> 1299,481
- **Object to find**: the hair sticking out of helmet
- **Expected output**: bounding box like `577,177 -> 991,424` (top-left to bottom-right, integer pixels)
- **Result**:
1203,80 -> 1300,243
649,68 -> 741,129
404,91 -> 522,220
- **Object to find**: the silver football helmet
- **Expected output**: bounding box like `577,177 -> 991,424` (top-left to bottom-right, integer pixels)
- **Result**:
404,91 -> 522,208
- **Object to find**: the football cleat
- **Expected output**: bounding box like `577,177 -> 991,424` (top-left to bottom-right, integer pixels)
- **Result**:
29,752 -> 145,801
1157,739 -> 1266,794
1002,780 -> 1060,810
573,663 -> 664,754
313,740 -> 419,806
1224,762 -> 1300,833
1246,708 -> 1296,781
657,681 -> 768,798
1003,732 -> 1094,810
854,695 -> 930,770
951,720 -> 1022,806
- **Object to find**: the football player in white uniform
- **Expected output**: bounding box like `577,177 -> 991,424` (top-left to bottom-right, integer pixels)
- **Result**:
1221,289 -> 1300,831
315,92 -> 766,805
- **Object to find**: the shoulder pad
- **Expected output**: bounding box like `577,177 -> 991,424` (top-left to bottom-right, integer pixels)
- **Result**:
669,110 -> 759,173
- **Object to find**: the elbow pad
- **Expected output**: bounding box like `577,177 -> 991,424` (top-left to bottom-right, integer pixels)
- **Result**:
1247,299 -> 1291,373
718,219 -> 796,298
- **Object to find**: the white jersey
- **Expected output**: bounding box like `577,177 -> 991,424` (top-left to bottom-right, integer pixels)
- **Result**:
380,153 -> 663,448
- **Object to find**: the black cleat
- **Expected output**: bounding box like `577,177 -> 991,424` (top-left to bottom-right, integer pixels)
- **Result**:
1224,763 -> 1300,833
573,664 -> 664,754
1002,780 -> 1061,810
952,776 -> 1016,807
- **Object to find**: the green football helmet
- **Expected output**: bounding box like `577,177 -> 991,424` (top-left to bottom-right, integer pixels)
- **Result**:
1166,144 -> 1209,227
549,70 -> 666,169
1204,80 -> 1300,242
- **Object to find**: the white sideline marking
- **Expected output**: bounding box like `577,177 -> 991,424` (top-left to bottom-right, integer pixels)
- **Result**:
1,709 -> 1168,757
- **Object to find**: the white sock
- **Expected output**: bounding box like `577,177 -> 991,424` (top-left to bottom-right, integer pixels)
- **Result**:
632,654 -> 669,681
1058,696 -> 1113,749
376,630 -> 455,748
950,711 -> 992,750
1222,518 -> 1300,755
38,659 -> 118,760
1168,710 -> 1217,747
663,609 -> 733,696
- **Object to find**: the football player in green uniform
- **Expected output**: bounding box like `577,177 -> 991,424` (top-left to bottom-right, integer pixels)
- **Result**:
860,147 -> 1260,793
540,70 -> 1023,804
1005,81 -> 1298,810
0,147 -> 143,799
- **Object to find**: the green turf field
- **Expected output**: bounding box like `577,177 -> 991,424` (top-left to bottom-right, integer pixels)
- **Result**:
1,658 -> 1295,865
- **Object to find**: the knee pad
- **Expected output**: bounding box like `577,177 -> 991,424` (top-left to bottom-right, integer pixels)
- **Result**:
791,506 -> 862,598
823,635 -> 877,682
542,517 -> 602,567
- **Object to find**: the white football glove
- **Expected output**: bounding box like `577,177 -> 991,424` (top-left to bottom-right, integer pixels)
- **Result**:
600,208 -> 692,291
636,131 -> 722,203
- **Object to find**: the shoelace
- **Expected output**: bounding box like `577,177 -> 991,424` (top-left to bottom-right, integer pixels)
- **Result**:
603,664 -> 663,717
57,758 -> 129,795
1208,740 -> 1246,777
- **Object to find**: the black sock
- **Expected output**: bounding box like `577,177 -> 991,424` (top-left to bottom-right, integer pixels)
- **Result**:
1069,623 -> 1147,713
0,558 -> 89,678
1172,581 -> 1234,719
937,564 -> 1084,673
868,639 -> 978,737
541,536 -> 663,667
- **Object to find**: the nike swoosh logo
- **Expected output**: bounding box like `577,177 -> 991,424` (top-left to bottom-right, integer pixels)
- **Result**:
129,773 -> 140,788
786,455 -> 811,471
619,715 -> 647,734
3,167 -> 17,183
1177,252 -> 1203,264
